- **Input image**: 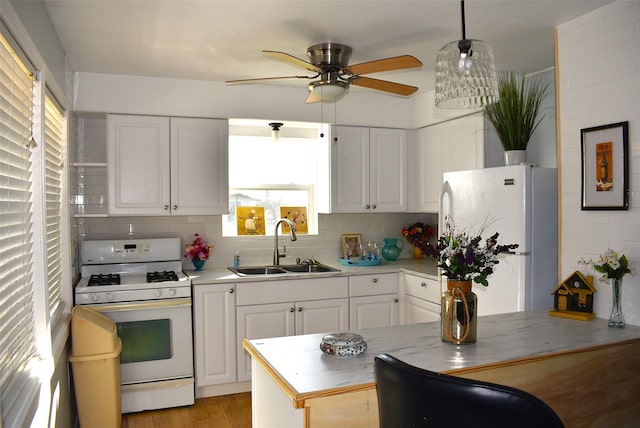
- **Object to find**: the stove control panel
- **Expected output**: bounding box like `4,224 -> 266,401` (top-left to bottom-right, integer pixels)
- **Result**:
82,237 -> 181,264
114,241 -> 151,255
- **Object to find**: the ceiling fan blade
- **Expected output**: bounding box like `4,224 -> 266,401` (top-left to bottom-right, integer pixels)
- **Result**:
351,76 -> 418,96
346,55 -> 422,75
305,90 -> 323,104
263,50 -> 323,73
226,75 -> 315,85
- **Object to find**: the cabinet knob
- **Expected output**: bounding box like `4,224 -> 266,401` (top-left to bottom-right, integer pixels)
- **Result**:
372,278 -> 378,283
164,205 -> 169,210
289,307 -> 295,313
372,204 -> 377,209
297,307 -> 303,312
173,205 -> 178,210
421,282 -> 427,288
365,204 -> 370,209
229,288 -> 234,294
393,298 -> 399,303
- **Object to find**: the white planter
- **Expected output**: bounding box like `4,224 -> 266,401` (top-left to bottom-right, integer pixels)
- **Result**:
504,150 -> 527,166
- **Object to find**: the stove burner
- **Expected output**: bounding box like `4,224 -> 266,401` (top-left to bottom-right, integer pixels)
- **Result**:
147,271 -> 179,283
88,273 -> 121,287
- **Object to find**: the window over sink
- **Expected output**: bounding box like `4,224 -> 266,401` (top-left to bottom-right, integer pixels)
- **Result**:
223,119 -> 328,236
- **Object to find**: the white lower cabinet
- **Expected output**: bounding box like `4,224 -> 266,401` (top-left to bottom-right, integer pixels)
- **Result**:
350,294 -> 399,330
403,274 -> 441,324
193,283 -> 237,387
236,277 -> 349,382
349,273 -> 400,329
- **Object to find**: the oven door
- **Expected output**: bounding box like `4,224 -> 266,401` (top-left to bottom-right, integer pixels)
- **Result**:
87,298 -> 193,385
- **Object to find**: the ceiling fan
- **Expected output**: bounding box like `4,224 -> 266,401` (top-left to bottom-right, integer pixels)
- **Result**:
226,43 -> 423,103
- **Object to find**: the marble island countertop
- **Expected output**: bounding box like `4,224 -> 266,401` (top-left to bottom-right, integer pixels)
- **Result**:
244,310 -> 640,403
188,258 -> 438,285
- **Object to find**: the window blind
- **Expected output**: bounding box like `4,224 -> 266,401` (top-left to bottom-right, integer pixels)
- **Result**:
44,93 -> 64,324
0,23 -> 38,426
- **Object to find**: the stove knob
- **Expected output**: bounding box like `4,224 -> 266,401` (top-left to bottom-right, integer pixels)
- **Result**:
154,289 -> 163,297
106,292 -> 115,301
91,294 -> 101,302
167,288 -> 177,297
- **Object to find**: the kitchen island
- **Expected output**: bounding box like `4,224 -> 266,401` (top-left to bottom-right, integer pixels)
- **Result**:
244,310 -> 640,427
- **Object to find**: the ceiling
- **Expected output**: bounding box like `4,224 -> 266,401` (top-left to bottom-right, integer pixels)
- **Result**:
43,1 -> 612,97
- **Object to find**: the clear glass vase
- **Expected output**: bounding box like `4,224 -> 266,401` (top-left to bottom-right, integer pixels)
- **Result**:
441,280 -> 477,344
608,278 -> 625,328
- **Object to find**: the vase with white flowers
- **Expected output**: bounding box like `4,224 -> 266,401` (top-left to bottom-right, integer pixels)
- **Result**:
424,217 -> 518,344
185,233 -> 213,271
579,249 -> 634,328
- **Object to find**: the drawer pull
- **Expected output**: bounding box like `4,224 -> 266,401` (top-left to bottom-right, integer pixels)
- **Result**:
372,278 -> 378,283
421,282 -> 427,288
393,298 -> 399,303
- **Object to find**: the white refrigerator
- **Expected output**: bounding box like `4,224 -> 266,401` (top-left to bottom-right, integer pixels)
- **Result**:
441,165 -> 558,316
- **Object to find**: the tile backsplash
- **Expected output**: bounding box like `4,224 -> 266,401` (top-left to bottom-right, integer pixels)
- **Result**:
76,212 -> 438,271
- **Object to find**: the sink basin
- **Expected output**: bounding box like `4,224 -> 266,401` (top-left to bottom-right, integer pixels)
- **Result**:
280,264 -> 340,273
229,266 -> 287,276
228,263 -> 340,276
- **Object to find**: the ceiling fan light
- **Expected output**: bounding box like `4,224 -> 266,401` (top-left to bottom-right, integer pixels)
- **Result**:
309,80 -> 348,102
435,38 -> 498,109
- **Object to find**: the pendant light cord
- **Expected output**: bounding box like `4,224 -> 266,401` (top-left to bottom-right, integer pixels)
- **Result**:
460,0 -> 466,40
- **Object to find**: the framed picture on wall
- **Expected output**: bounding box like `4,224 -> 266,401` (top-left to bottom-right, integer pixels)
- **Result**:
580,121 -> 629,210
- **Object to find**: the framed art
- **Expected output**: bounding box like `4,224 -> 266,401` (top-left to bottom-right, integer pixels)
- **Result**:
581,121 -> 629,210
280,206 -> 308,234
236,206 -> 265,235
340,233 -> 362,259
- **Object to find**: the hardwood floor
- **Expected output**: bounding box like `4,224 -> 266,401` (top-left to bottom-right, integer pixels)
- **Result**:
121,393 -> 251,428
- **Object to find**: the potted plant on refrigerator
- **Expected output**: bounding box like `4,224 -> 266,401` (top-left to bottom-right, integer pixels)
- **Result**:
484,70 -> 550,166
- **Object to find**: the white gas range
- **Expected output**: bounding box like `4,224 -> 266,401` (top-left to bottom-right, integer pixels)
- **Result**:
75,237 -> 194,413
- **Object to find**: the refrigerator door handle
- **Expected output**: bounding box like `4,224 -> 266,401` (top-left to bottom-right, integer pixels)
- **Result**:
439,180 -> 452,231
508,250 -> 531,256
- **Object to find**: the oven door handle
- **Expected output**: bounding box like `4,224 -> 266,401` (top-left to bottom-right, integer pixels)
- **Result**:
89,298 -> 192,312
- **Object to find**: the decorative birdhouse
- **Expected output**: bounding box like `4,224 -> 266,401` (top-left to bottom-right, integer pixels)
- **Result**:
549,271 -> 597,320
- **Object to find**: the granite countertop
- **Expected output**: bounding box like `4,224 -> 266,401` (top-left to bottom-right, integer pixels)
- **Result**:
188,258 -> 439,285
244,310 -> 640,400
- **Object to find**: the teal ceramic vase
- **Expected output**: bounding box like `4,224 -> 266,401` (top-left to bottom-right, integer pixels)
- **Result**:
192,258 -> 205,271
381,238 -> 404,261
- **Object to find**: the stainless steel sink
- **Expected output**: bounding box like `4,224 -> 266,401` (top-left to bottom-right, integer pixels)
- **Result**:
229,266 -> 287,276
228,262 -> 339,276
280,264 -> 340,273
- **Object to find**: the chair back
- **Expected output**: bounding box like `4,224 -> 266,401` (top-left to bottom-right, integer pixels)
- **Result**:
374,353 -> 564,428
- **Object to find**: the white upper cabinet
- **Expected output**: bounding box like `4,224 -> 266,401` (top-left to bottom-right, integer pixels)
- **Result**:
330,126 -> 407,213
170,117 -> 229,215
408,113 -> 485,212
107,114 -> 228,215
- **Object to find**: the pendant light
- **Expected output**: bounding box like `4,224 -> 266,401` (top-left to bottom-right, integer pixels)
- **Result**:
435,1 -> 498,108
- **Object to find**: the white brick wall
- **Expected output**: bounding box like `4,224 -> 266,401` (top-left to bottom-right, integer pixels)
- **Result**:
557,1 -> 640,325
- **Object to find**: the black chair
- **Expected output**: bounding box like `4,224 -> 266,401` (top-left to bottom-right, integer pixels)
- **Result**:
374,353 -> 564,428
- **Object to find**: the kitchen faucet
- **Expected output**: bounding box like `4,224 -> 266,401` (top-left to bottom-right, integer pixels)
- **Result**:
273,218 -> 297,266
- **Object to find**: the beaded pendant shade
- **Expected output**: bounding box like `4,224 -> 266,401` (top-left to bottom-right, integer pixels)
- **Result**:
435,1 -> 498,109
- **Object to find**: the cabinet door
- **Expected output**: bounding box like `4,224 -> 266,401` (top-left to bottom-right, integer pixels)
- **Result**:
411,125 -> 445,212
295,298 -> 349,335
405,295 -> 441,325
350,294 -> 399,330
370,128 -> 407,212
193,284 -> 236,387
236,303 -> 295,381
170,118 -> 229,215
444,113 -> 485,172
107,114 -> 170,214
330,126 -> 370,213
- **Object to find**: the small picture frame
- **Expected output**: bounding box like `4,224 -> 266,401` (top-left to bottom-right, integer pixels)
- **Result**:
340,233 -> 362,259
580,121 -> 629,210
